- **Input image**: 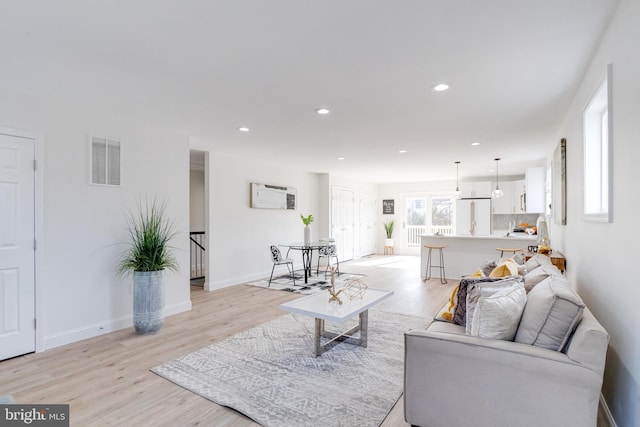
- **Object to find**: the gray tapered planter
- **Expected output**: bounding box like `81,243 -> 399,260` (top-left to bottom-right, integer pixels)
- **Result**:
133,271 -> 164,335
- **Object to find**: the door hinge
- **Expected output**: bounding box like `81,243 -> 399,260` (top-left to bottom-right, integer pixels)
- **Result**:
34,319 -> 37,329
34,239 -> 37,250
33,159 -> 37,171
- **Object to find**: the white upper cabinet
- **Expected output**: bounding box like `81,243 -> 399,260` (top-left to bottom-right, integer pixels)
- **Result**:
513,180 -> 527,213
459,181 -> 492,198
525,167 -> 545,213
492,181 -> 514,214
492,180 -> 525,214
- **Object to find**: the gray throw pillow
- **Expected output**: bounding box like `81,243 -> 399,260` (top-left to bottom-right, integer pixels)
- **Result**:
515,276 -> 585,351
524,264 -> 564,292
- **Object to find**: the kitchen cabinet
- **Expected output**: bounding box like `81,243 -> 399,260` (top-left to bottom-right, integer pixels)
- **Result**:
491,180 -> 525,214
513,180 -> 527,213
525,167 -> 545,213
459,181 -> 492,198
456,198 -> 491,236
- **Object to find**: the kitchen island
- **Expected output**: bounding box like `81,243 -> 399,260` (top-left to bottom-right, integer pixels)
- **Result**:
420,233 -> 536,280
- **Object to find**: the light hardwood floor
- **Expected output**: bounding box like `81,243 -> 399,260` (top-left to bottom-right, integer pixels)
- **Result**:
0,255 -> 610,426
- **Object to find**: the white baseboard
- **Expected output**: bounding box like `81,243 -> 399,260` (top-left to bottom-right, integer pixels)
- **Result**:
42,300 -> 192,351
600,393 -> 618,427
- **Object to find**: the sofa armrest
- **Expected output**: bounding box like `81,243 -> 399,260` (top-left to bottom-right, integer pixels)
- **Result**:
404,329 -> 603,427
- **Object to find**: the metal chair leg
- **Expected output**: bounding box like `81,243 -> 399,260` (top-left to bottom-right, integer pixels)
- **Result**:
268,264 -> 276,287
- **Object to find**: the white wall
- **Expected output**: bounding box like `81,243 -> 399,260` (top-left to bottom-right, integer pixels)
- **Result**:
0,87 -> 191,350
552,0 -> 639,425
200,151 -> 322,289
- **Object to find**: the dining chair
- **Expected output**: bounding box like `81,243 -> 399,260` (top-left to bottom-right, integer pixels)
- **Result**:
269,245 -> 296,287
316,239 -> 339,277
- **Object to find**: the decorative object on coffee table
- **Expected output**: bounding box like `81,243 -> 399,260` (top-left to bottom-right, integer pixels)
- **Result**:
344,277 -> 368,300
327,267 -> 343,304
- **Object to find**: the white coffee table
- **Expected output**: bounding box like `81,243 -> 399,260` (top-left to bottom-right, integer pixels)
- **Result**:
280,288 -> 394,357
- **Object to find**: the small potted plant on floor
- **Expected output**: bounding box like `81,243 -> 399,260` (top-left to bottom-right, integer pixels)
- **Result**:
119,199 -> 178,335
383,220 -> 395,247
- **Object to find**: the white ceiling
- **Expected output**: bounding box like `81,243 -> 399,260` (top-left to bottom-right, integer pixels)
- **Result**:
1,1 -> 619,183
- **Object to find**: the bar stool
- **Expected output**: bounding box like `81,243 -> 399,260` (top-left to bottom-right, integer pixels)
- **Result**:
496,247 -> 523,258
424,245 -> 447,284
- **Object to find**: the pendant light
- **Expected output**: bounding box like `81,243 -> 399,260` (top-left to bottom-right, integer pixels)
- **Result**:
491,158 -> 504,198
454,161 -> 461,199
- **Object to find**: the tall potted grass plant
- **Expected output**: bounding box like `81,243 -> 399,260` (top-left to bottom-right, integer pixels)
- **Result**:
119,199 -> 178,335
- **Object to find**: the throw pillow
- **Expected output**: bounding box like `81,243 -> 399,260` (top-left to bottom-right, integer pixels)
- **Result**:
489,259 -> 519,277
524,264 -> 563,293
525,254 -> 553,272
453,276 -> 505,326
479,259 -> 498,277
434,285 -> 459,322
514,276 -> 585,351
465,276 -> 525,333
469,285 -> 527,340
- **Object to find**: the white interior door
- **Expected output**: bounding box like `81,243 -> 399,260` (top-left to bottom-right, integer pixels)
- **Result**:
0,133 -> 36,360
331,188 -> 354,262
359,192 -> 377,256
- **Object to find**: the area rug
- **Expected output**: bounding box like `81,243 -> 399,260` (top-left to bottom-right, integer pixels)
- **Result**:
151,310 -> 429,427
245,271 -> 365,295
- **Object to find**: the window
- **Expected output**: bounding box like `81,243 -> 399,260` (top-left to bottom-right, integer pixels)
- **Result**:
91,136 -> 121,186
583,64 -> 612,222
431,197 -> 454,235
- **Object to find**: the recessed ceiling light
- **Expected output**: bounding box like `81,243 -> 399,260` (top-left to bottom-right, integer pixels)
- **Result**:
398,150 -> 408,154
337,157 -> 345,160
471,142 -> 481,146
432,83 -> 450,92
316,108 -> 330,115
237,126 -> 250,132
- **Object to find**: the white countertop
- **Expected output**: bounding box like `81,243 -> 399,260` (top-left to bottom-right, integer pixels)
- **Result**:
420,233 -> 536,241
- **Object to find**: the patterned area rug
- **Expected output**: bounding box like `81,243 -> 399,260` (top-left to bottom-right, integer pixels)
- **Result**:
152,310 -> 428,427
246,271 -> 365,295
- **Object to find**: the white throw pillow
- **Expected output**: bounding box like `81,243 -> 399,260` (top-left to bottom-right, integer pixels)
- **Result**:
525,254 -> 553,272
469,286 -> 527,341
465,277 -> 524,334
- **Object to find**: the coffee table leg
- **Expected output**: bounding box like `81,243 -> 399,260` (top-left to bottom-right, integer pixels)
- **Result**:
360,310 -> 368,348
315,318 -> 324,357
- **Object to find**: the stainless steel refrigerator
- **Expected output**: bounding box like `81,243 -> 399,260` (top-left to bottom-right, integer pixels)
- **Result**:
455,198 -> 492,236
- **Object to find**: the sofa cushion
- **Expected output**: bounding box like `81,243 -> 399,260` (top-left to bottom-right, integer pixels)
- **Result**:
524,264 -> 563,292
453,276 -> 506,325
465,276 -> 524,334
514,276 -> 585,351
525,253 -> 553,272
468,285 -> 527,340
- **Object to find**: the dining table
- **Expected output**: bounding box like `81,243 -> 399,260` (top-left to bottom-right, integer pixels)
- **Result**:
279,241 -> 331,284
